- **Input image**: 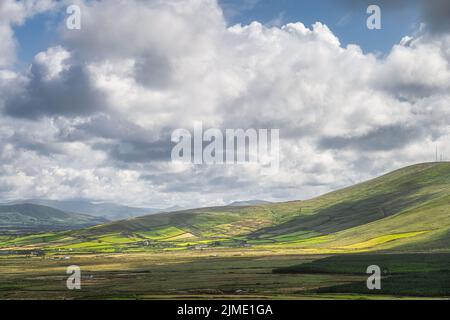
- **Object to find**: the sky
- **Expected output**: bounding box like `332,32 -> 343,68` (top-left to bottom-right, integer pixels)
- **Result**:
0,0 -> 450,208
219,0 -> 421,53
14,0 -> 422,62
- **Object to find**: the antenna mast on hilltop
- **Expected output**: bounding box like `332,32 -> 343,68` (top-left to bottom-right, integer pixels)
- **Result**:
436,145 -> 438,162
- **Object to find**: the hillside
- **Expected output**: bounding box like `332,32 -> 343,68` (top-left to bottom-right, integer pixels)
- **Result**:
0,204 -> 107,234
228,200 -> 273,207
3,163 -> 450,253
7,199 -> 160,220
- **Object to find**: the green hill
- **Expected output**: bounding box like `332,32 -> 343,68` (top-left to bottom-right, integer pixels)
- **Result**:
9,199 -> 161,220
0,203 -> 107,235
1,163 -> 450,300
3,163 -> 450,253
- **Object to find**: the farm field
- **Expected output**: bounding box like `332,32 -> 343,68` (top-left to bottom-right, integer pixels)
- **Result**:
1,251 -> 449,299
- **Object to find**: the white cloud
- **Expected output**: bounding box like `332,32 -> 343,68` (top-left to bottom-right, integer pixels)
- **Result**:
34,46 -> 71,81
1,0 -> 450,207
0,0 -> 57,67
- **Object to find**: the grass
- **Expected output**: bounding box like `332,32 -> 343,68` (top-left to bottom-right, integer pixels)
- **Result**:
338,231 -> 429,250
273,253 -> 450,297
1,252 -> 449,299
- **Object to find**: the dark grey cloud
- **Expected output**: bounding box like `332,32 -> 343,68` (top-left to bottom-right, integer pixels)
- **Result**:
93,138 -> 172,163
318,124 -> 424,151
7,132 -> 63,157
0,183 -> 14,195
134,54 -> 173,89
62,115 -> 153,142
4,63 -> 105,120
421,0 -> 450,34
379,82 -> 449,101
57,115 -> 175,163
142,169 -> 254,194
339,0 -> 450,34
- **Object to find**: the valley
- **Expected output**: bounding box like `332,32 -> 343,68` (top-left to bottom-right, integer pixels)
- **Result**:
1,162 -> 450,299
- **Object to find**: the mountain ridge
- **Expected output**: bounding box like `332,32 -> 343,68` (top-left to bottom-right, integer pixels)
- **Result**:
227,200 -> 273,207
5,199 -> 161,220
0,203 -> 107,234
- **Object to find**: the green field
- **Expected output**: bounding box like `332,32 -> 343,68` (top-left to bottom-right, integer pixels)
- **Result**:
1,163 -> 450,299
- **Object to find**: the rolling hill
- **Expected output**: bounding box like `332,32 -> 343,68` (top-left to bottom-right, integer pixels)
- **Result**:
0,204 -> 107,234
3,162 -> 450,254
2,162 -> 450,300
228,200 -> 273,207
7,199 -> 161,220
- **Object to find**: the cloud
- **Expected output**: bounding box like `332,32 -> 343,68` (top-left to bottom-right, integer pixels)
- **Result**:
4,46 -> 106,119
93,138 -> 173,164
0,0 -> 57,67
318,125 -> 424,151
421,0 -> 450,35
339,0 -> 450,34
374,36 -> 450,100
0,0 -> 449,207
219,0 -> 261,21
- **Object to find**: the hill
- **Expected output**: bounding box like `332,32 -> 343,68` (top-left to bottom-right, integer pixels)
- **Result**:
228,200 -> 273,207
7,199 -> 161,220
0,204 -> 107,234
3,162 -> 450,253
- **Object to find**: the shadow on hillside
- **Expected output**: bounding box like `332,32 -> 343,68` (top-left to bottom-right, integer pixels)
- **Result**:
273,253 -> 450,297
251,181 -> 438,237
315,272 -> 450,297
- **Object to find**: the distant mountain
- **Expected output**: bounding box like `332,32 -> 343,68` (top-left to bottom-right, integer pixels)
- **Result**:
7,199 -> 161,220
228,200 -> 273,207
163,205 -> 190,212
0,203 -> 106,234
